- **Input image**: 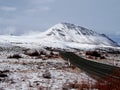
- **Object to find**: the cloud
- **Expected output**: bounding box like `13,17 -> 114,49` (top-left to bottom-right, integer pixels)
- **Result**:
0,0 -> 55,35
24,0 -> 53,14
115,31 -> 120,36
42,7 -> 51,11
0,17 -> 17,25
0,26 -> 17,35
26,6 -> 51,13
30,0 -> 55,3
0,6 -> 17,12
0,17 -> 3,23
22,30 -> 42,36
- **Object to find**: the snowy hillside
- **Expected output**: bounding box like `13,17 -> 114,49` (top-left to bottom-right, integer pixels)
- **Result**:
0,22 -> 119,50
45,23 -> 118,46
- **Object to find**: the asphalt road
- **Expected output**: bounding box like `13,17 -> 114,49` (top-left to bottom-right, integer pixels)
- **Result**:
60,51 -> 120,80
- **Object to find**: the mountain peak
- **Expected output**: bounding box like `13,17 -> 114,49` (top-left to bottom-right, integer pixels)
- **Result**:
52,22 -> 87,31
47,22 -> 97,36
59,22 -> 76,27
45,22 -> 118,47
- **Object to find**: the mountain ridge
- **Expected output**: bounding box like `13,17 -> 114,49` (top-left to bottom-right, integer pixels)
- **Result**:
43,22 -> 118,47
0,22 -> 119,50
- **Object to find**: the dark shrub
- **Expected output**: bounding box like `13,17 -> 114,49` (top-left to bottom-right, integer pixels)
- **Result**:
100,56 -> 106,59
30,51 -> 39,56
25,51 -> 39,56
42,70 -> 51,79
86,51 -> 101,57
8,54 -> 22,59
0,73 -> 7,77
0,70 -> 10,73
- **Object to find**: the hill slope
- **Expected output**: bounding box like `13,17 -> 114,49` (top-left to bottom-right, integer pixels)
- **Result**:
0,22 -> 119,50
44,23 -> 118,46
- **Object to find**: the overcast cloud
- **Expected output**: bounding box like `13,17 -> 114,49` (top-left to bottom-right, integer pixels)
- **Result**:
0,0 -> 120,42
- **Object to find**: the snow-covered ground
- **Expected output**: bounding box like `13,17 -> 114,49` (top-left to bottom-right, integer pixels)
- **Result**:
0,47 -> 120,90
0,49 -> 95,90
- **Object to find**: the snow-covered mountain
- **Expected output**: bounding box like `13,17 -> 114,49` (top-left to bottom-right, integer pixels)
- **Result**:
45,23 -> 118,46
0,22 -> 119,50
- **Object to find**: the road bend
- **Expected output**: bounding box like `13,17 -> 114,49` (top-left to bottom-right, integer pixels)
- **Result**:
60,51 -> 120,80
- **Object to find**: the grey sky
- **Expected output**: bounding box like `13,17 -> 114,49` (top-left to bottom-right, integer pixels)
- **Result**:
0,0 -> 120,41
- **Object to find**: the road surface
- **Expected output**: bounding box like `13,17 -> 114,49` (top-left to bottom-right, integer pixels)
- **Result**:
60,51 -> 120,80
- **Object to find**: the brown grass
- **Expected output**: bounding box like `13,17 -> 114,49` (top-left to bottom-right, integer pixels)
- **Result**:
63,69 -> 120,90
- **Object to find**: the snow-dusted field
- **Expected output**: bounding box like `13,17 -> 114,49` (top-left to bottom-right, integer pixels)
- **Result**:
0,52 -> 94,90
